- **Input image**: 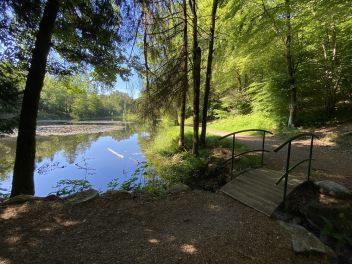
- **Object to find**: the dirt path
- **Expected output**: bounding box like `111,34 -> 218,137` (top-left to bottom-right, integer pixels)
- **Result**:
208,128 -> 352,189
0,191 -> 329,264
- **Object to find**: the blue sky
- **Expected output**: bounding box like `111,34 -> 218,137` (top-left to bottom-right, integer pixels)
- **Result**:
114,70 -> 143,99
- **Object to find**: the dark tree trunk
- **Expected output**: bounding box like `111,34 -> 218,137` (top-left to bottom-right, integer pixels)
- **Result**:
11,0 -> 59,197
200,0 -> 218,145
141,1 -> 157,126
179,0 -> 188,149
189,0 -> 201,156
285,0 -> 297,128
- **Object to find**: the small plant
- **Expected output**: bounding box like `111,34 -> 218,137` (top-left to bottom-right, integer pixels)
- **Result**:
320,216 -> 352,247
107,178 -> 120,190
120,177 -> 142,192
106,161 -> 166,195
51,179 -> 92,197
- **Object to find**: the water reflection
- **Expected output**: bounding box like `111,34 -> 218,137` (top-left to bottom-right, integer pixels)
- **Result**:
0,125 -> 147,196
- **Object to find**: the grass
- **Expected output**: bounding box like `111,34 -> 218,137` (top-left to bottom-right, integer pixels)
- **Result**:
208,112 -> 278,134
139,126 -> 235,186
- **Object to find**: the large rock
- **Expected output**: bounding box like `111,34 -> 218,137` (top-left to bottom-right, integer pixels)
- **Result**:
66,189 -> 99,205
278,221 -> 336,259
167,183 -> 191,194
301,200 -> 352,234
314,180 -> 352,199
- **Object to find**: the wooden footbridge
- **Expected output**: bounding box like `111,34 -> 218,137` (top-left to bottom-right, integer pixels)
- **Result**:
219,129 -> 317,216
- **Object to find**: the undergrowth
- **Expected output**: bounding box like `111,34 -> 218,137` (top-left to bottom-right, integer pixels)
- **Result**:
208,112 -> 279,133
139,126 -> 237,187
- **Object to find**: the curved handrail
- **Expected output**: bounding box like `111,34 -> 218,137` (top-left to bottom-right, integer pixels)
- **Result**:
275,158 -> 312,185
274,133 -> 318,152
274,133 -> 317,207
218,129 -> 273,177
219,129 -> 273,141
223,149 -> 271,164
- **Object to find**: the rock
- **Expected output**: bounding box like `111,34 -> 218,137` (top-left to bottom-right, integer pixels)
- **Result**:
66,189 -> 99,205
2,194 -> 38,205
278,221 -> 336,259
301,200 -> 352,232
314,180 -> 352,199
168,183 -> 191,194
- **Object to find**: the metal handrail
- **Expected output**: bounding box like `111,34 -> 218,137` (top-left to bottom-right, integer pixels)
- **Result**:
274,133 -> 318,207
219,129 -> 273,178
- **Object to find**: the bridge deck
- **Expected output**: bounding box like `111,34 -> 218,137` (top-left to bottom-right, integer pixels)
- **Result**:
221,168 -> 304,216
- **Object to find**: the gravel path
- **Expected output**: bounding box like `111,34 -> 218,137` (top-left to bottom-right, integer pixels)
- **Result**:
0,191 -> 329,264
208,128 -> 352,189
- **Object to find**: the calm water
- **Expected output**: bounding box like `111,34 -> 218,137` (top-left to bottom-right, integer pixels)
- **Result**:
0,125 -> 148,196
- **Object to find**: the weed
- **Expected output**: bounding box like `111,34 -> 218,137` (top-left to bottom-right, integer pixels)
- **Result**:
51,179 -> 92,197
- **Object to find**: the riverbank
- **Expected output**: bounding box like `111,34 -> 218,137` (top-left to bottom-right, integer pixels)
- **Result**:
0,191 -> 329,264
1,121 -> 131,137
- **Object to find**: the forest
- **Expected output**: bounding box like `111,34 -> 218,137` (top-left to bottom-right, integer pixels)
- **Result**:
1,0 -> 351,195
1,0 -> 352,263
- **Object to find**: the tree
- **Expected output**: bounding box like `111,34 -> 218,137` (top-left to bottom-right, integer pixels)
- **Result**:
284,0 -> 296,128
4,0 -> 130,196
189,0 -> 201,156
11,0 -> 60,196
178,0 -> 189,148
200,0 -> 218,144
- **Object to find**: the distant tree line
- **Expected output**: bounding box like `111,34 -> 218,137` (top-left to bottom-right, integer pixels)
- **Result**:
39,76 -> 134,120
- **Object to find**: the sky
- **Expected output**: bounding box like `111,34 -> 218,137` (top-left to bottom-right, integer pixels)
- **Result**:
114,70 -> 143,99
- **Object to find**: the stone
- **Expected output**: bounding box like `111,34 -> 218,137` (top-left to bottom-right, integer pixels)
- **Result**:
168,183 -> 191,194
66,189 -> 99,205
301,200 -> 352,233
314,180 -> 352,199
278,221 -> 336,259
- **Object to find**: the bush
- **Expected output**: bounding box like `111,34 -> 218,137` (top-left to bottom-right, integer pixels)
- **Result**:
140,126 -> 233,186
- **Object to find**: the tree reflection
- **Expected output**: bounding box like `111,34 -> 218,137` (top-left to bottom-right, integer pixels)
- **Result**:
0,124 -> 139,181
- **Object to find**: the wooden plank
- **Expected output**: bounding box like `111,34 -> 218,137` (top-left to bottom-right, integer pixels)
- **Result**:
221,168 -> 304,216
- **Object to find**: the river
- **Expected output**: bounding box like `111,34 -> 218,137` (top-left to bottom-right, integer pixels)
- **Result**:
0,122 -> 149,197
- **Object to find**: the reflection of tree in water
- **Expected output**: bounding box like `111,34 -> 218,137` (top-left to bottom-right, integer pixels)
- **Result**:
0,124 -> 139,181
0,139 -> 16,180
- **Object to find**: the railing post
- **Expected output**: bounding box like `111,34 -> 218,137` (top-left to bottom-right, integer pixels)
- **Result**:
230,134 -> 235,179
283,142 -> 291,207
307,136 -> 314,181
261,131 -> 266,166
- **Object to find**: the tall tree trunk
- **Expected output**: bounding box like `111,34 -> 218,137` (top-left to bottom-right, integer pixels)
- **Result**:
179,0 -> 188,149
285,0 -> 297,128
11,0 -> 59,197
189,0 -> 201,156
200,0 -> 218,145
322,25 -> 338,114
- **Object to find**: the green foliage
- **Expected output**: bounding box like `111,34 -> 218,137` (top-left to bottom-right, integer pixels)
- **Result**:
209,113 -> 278,133
140,126 -> 233,185
1,0 -> 132,83
106,161 -> 167,195
120,177 -> 142,192
38,75 -> 133,120
0,61 -> 25,133
51,179 -> 92,197
321,216 -> 352,247
208,0 -> 352,126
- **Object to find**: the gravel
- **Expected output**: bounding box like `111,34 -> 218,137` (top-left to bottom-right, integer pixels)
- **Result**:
0,191 -> 330,264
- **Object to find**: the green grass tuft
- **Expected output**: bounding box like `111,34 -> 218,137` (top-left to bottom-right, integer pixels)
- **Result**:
139,126 -> 234,186
208,112 -> 278,133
